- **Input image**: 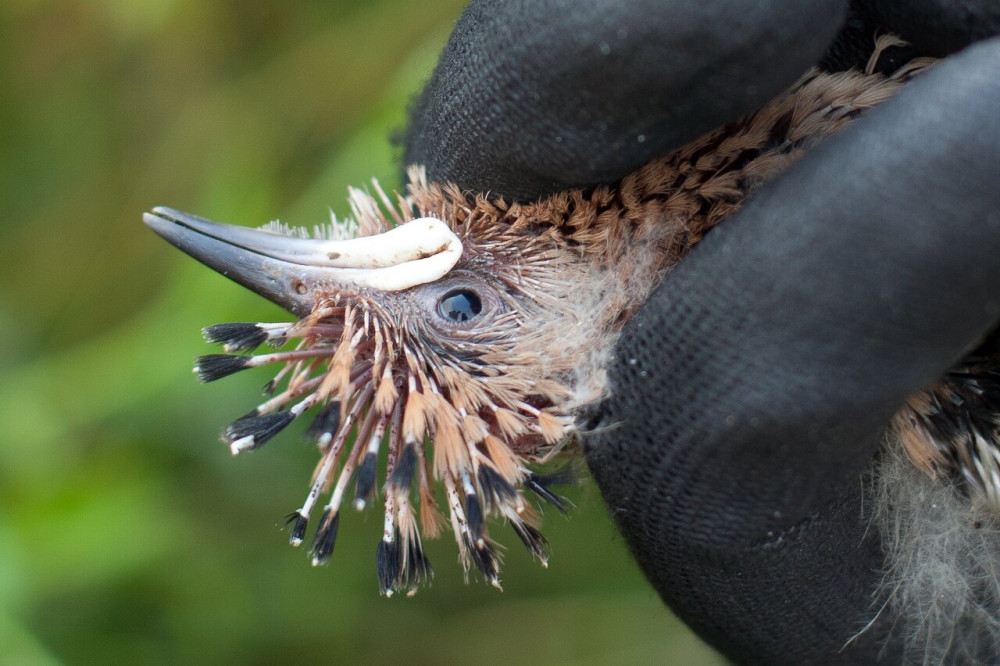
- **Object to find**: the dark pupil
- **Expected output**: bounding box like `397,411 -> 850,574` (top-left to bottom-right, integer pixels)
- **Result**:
438,289 -> 482,323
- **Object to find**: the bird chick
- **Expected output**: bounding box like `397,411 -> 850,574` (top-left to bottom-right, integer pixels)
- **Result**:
147,40 -> 1000,654
145,55 -> 926,591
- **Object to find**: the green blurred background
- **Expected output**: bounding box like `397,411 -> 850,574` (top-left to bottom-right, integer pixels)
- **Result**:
0,2 -> 722,663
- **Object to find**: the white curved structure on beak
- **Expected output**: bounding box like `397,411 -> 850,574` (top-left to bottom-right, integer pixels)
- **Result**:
144,208 -> 465,309
299,217 -> 464,291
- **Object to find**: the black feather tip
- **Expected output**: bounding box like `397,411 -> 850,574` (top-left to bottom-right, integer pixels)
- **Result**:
202,323 -> 268,353
399,536 -> 433,593
309,509 -> 340,565
223,411 -> 296,452
466,534 -> 501,587
284,511 -> 309,547
465,494 -> 485,546
386,443 -> 417,492
525,468 -> 576,513
512,521 -> 548,564
194,354 -> 250,382
353,452 -> 378,510
376,537 -> 400,596
305,401 -> 341,442
477,465 -> 516,512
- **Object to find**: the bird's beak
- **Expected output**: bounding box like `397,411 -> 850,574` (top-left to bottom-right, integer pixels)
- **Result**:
143,207 -> 463,317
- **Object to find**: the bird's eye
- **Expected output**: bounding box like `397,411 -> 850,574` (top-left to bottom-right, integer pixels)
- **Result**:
437,289 -> 482,323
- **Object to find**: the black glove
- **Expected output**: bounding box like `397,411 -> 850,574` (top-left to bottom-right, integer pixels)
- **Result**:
404,1 -> 1000,663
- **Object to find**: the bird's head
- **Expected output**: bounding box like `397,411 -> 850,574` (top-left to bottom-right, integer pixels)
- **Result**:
144,168 -> 615,593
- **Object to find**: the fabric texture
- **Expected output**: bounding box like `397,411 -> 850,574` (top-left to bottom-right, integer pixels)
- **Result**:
404,0 -> 846,201
586,42 -> 1000,661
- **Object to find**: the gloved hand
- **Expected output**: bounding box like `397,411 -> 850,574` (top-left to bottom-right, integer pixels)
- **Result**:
404,1 -> 1000,662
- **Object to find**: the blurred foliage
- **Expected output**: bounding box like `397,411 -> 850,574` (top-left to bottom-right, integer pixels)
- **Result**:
0,2 -> 722,664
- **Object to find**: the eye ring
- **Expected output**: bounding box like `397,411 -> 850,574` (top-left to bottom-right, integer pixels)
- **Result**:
437,288 -> 483,323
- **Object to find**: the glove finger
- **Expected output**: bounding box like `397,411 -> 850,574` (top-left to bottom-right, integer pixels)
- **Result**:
585,37 -> 1000,661
404,0 -> 846,202
589,36 -> 1000,542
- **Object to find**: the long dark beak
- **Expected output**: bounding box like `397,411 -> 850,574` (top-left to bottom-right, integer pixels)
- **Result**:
143,207 -> 463,317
